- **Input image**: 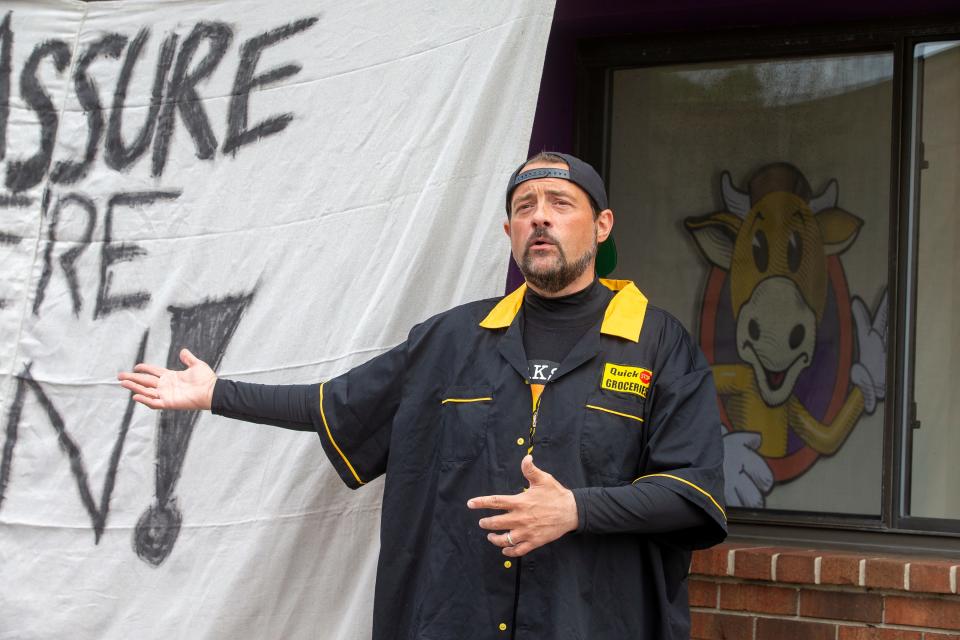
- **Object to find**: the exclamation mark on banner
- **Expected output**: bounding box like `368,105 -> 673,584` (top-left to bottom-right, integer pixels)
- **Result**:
134,292 -> 254,567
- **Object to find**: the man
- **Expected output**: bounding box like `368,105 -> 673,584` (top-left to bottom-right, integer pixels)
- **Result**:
119,152 -> 726,639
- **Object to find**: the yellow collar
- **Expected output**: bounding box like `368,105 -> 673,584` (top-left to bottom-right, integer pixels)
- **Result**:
479,278 -> 648,343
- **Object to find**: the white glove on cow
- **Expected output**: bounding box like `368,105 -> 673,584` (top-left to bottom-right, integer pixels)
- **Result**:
721,427 -> 774,508
850,288 -> 888,414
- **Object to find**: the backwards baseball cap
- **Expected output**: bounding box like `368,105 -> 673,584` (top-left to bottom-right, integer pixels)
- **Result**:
504,152 -> 617,276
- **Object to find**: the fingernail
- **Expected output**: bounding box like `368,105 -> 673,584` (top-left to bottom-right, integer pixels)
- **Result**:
467,499 -> 475,508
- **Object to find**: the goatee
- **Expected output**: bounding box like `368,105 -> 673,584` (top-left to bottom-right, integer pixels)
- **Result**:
519,228 -> 597,293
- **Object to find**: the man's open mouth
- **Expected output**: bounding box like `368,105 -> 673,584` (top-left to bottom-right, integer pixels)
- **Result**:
527,235 -> 557,252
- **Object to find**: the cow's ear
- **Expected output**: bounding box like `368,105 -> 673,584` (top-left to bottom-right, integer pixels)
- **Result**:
817,207 -> 864,256
684,212 -> 741,269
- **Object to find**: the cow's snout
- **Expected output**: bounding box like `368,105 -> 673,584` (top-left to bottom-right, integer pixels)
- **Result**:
736,276 -> 817,407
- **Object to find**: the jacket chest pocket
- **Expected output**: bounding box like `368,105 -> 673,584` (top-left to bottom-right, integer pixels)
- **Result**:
439,387 -> 493,464
580,393 -> 646,482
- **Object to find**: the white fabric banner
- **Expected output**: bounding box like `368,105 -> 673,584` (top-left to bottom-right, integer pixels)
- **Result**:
0,1 -> 554,637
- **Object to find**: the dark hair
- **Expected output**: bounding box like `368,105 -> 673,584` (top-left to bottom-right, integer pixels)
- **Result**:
511,152 -> 601,219
525,151 -> 568,165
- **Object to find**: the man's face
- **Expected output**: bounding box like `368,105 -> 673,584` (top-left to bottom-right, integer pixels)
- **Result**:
504,160 -> 613,296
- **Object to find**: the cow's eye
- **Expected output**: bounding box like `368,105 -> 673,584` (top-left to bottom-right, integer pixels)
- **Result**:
787,231 -> 802,272
752,229 -> 769,272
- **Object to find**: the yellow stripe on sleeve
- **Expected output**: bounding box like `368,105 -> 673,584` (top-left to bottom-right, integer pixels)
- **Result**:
319,382 -> 364,486
634,472 -> 726,520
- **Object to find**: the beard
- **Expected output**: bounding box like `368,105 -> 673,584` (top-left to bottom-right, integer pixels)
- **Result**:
519,227 -> 597,294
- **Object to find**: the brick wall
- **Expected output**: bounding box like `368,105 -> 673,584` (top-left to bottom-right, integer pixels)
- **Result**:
690,543 -> 960,639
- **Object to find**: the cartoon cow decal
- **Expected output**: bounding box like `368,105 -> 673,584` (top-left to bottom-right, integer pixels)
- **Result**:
685,163 -> 887,508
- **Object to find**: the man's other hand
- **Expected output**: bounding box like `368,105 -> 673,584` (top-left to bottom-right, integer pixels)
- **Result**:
468,455 -> 578,557
117,348 -> 216,411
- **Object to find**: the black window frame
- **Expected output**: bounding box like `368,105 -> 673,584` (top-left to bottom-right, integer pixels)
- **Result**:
575,18 -> 960,552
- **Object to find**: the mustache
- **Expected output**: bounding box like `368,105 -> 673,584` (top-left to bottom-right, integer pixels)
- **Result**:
526,227 -> 558,248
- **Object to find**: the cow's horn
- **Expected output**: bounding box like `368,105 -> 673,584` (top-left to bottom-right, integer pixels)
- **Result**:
721,172 -> 751,217
810,179 -> 838,212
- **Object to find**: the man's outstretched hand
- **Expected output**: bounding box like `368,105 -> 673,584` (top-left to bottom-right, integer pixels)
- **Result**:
117,348 -> 217,411
468,455 -> 578,557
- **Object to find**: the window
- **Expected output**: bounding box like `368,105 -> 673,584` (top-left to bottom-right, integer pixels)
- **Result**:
577,22 -> 960,540
906,40 -> 960,523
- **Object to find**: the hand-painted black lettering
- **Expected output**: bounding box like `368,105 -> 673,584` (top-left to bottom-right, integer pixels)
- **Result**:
50,34 -> 128,185
95,190 -> 181,319
0,220 -> 22,302
0,190 -> 33,309
105,29 -> 177,172
0,332 -> 148,541
151,22 -> 233,177
134,292 -> 254,566
5,39 -> 71,193
0,12 -> 13,162
0,188 -> 34,248
33,192 -> 96,316
223,16 -> 318,155
0,192 -> 32,208
0,360 -> 29,513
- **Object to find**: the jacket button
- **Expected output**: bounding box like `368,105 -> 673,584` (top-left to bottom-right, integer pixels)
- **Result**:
516,437 -> 525,446
503,560 -> 512,568
499,623 -> 508,631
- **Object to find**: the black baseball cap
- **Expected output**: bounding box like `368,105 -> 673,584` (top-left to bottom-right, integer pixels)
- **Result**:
504,152 -> 617,276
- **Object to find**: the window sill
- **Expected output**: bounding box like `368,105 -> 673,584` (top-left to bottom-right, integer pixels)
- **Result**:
692,542 -> 958,595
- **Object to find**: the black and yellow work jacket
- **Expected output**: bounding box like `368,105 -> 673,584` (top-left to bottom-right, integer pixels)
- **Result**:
313,278 -> 726,639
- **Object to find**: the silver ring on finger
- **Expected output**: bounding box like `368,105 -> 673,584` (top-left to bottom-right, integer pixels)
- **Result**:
506,532 -> 516,546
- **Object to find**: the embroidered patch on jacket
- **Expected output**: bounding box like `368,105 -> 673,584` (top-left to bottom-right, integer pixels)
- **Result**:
601,363 -> 653,398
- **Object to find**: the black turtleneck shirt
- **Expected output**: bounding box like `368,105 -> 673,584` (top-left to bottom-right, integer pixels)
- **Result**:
521,278 -> 612,383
